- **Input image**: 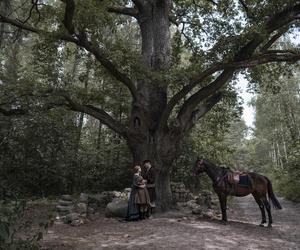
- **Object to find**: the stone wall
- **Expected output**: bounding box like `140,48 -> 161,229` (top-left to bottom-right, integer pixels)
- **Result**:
171,182 -> 194,202
56,190 -> 131,226
56,185 -> 220,224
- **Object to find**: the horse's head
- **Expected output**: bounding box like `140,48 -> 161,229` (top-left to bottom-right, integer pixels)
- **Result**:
193,157 -> 206,176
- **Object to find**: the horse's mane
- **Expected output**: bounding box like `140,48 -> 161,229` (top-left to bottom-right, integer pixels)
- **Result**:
203,159 -> 219,168
202,158 -> 232,174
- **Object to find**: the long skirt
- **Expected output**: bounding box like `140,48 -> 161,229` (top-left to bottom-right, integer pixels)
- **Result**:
126,188 -> 140,220
127,187 -> 150,220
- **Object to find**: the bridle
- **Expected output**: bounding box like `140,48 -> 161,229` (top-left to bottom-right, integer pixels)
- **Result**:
194,159 -> 205,174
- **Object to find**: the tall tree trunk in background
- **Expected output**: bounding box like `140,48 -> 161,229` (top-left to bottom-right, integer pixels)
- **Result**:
70,51 -> 91,192
75,54 -> 92,154
276,141 -> 283,169
0,0 -> 10,48
97,123 -> 102,150
282,100 -> 299,143
115,87 -> 124,164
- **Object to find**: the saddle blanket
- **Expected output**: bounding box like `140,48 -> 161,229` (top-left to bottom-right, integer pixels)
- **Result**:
238,175 -> 252,188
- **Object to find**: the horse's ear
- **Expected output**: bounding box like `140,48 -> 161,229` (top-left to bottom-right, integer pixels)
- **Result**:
196,157 -> 203,164
197,156 -> 204,161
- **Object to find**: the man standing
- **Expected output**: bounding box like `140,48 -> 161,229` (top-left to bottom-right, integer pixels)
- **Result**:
142,160 -> 156,216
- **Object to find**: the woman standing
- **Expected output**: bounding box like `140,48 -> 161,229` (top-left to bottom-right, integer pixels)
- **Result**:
127,165 -> 150,221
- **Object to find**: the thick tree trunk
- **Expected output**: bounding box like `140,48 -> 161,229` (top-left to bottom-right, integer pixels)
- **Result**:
126,0 -> 175,210
127,128 -> 180,210
155,167 -> 173,210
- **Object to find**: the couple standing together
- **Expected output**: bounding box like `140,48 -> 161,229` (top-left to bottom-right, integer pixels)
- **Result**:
127,160 -> 156,221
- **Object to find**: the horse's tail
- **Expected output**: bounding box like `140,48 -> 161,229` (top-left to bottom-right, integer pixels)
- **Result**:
265,176 -> 282,209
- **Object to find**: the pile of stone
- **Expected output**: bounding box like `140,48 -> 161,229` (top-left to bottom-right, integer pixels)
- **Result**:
171,182 -> 194,202
195,190 -> 213,209
187,190 -> 220,219
56,194 -> 86,226
105,188 -> 131,218
56,187 -> 220,223
56,190 -> 131,225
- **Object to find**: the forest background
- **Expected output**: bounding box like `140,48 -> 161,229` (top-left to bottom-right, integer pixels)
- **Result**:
0,0 -> 299,205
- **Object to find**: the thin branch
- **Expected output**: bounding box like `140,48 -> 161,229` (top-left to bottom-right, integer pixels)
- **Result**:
192,0 -> 217,8
205,0 -> 218,6
0,15 -> 78,43
76,37 -> 137,99
107,6 -> 138,18
19,0 -> 41,24
223,51 -> 300,68
238,0 -> 257,23
180,22 -> 198,54
0,15 -> 41,33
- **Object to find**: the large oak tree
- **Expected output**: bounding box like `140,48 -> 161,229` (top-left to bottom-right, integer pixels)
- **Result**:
1,0 -> 300,209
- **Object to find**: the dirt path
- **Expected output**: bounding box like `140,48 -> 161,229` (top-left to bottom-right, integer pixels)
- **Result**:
42,196 -> 300,250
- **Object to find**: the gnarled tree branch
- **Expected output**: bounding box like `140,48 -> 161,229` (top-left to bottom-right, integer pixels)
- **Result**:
185,91 -> 223,131
107,6 -> 138,18
176,50 -> 300,130
177,70 -> 234,130
62,93 -> 128,138
0,107 -> 28,116
260,27 -> 289,51
159,3 -> 300,131
238,0 -> 256,22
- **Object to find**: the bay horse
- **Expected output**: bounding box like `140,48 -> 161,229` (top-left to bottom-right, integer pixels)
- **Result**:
193,158 -> 282,227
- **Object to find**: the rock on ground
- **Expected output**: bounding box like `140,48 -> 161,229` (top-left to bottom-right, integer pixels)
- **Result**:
105,199 -> 128,218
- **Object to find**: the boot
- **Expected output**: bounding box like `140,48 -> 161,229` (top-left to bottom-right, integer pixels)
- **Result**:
139,211 -> 143,220
146,210 -> 150,219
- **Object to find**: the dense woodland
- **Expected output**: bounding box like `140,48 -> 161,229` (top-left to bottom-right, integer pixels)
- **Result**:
0,0 -> 299,199
0,0 -> 300,247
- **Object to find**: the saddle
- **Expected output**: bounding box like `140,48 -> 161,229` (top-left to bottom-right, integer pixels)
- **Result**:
227,171 -> 245,185
226,171 -> 252,193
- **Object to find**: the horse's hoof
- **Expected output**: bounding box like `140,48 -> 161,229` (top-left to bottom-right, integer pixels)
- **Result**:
267,224 -> 272,228
259,223 -> 265,227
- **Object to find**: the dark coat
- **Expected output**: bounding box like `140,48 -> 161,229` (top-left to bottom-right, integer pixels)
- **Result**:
142,167 -> 156,203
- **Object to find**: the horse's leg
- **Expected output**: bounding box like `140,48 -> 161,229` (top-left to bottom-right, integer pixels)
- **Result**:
252,193 -> 266,226
262,196 -> 272,227
218,194 -> 227,223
